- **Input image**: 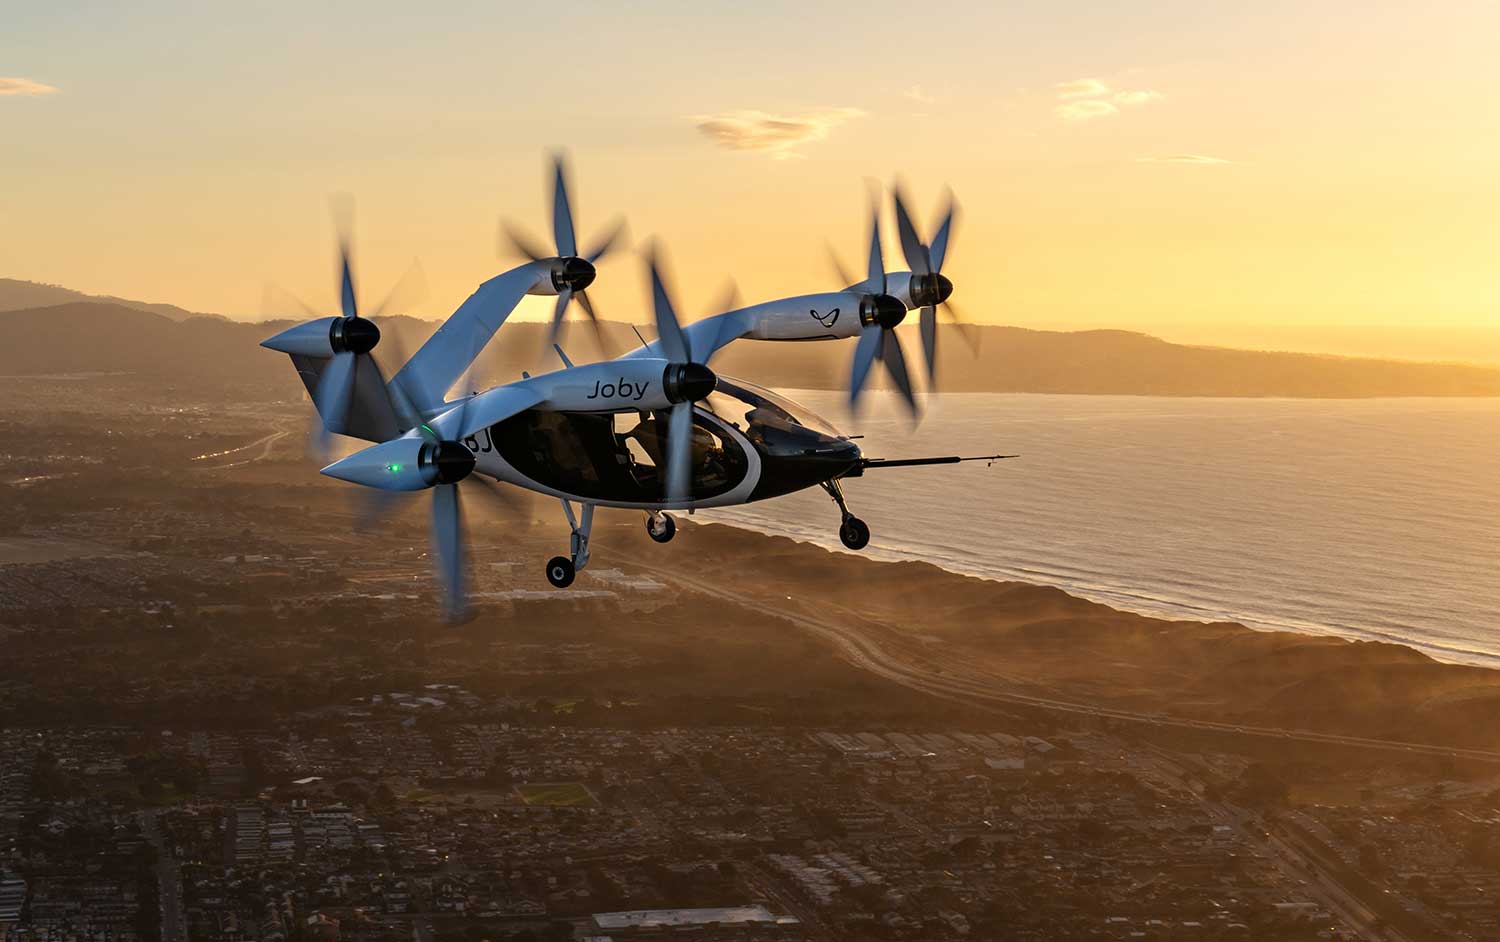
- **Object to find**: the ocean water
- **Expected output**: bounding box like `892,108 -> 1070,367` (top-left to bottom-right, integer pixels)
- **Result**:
702,392 -> 1500,668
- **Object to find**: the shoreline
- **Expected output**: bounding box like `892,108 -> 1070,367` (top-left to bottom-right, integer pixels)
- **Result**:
621,517 -> 1500,753
698,512 -> 1500,671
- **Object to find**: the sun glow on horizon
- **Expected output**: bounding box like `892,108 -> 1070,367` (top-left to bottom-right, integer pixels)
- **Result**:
5,1 -> 1500,363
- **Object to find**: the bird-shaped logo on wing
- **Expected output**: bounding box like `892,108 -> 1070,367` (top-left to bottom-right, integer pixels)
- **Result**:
809,307 -> 840,329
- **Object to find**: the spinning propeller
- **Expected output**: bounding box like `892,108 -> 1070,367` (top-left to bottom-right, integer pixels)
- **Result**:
846,196 -> 919,415
320,375 -> 523,622
891,184 -> 974,383
260,206 -> 427,460
500,153 -> 627,349
645,247 -> 719,504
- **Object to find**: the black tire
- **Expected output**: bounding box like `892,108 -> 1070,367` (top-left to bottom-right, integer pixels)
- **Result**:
839,516 -> 870,550
646,513 -> 677,544
545,556 -> 576,588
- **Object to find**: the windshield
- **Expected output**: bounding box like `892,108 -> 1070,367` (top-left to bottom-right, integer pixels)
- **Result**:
707,379 -> 845,439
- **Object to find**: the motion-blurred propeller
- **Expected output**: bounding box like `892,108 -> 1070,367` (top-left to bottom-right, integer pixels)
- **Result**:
846,194 -> 919,416
499,153 -> 627,352
645,245 -> 721,504
891,183 -> 975,383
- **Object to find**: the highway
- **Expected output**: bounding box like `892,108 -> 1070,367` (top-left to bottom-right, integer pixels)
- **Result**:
141,810 -> 185,942
191,427 -> 291,471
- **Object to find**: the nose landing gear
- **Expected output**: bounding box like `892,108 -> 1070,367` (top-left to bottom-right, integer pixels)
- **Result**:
839,516 -> 870,550
646,511 -> 677,543
821,479 -> 870,550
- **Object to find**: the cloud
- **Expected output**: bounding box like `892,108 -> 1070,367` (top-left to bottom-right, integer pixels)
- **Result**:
1055,78 -> 1109,100
1052,79 -> 1161,121
904,84 -> 935,104
1136,154 -> 1236,165
1056,99 -> 1119,122
0,77 -> 59,97
693,107 -> 864,160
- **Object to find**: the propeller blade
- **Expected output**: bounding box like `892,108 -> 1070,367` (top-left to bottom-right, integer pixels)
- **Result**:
880,329 -> 919,416
711,278 -> 742,317
930,195 -> 957,273
665,401 -> 694,503
940,299 -> 981,355
865,202 -> 886,295
430,483 -> 468,621
313,351 -> 358,445
892,186 -> 931,277
368,257 -> 429,320
828,243 -> 857,290
500,221 -> 549,263
352,488 -> 409,534
331,198 -> 359,318
919,305 -> 938,383
338,248 -> 358,319
648,251 -> 690,363
551,153 -> 578,258
465,473 -> 529,522
260,281 -> 320,320
584,217 -> 626,263
574,289 -> 610,356
548,287 -> 573,347
848,326 -> 882,408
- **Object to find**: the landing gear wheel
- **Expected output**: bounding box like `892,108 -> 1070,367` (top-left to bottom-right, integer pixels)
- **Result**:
545,556 -> 576,588
647,513 -> 677,544
839,516 -> 870,550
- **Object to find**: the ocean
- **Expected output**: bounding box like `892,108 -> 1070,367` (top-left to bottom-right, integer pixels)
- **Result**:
702,392 -> 1500,668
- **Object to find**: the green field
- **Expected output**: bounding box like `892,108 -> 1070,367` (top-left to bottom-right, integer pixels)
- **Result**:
515,782 -> 598,807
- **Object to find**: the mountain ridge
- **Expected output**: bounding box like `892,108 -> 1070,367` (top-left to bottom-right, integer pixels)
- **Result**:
4,297 -> 1499,399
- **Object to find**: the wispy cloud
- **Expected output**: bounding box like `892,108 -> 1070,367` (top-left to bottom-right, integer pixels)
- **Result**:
1053,78 -> 1161,121
693,107 -> 864,160
0,77 -> 59,97
1056,99 -> 1119,122
904,84 -> 935,105
1136,154 -> 1236,165
1055,78 -> 1110,100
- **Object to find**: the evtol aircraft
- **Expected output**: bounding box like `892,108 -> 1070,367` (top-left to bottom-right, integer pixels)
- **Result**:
261,156 -> 1011,617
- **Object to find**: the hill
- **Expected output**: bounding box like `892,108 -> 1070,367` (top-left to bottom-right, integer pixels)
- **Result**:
3,300 -> 1500,399
0,278 -> 212,322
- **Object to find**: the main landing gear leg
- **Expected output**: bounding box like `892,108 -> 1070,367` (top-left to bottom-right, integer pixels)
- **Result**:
645,511 -> 677,544
546,500 -> 594,588
821,479 -> 870,551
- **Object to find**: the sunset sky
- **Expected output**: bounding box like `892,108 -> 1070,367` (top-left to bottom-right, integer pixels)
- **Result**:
6,0 -> 1500,361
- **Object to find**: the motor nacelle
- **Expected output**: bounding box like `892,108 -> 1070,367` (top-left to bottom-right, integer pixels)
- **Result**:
260,315 -> 381,358
321,435 -> 475,491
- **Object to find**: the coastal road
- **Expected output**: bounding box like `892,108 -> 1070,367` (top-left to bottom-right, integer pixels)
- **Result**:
191,426 -> 291,470
639,564 -> 1500,766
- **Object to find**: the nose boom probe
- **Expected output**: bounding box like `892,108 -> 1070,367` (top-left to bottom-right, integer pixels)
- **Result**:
850,454 -> 1017,474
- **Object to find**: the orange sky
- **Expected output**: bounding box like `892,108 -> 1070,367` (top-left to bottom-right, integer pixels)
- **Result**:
5,1 -> 1500,362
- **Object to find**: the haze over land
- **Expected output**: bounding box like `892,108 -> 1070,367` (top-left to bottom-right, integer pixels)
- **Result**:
5,280 -> 1500,399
